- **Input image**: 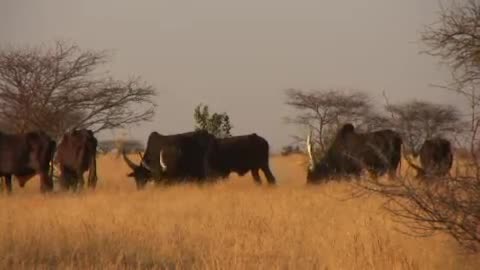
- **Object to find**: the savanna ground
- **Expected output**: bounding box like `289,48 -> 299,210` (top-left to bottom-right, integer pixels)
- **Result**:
0,154 -> 479,270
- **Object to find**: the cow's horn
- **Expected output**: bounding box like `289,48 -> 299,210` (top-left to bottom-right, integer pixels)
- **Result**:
159,150 -> 167,171
140,159 -> 153,172
122,151 -> 138,170
307,131 -> 315,171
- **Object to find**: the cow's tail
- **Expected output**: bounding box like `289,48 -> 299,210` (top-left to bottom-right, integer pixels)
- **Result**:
263,138 -> 276,184
87,153 -> 98,189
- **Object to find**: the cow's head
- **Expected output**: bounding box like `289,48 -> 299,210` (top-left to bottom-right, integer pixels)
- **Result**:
306,131 -> 328,182
306,131 -> 344,182
122,151 -> 153,189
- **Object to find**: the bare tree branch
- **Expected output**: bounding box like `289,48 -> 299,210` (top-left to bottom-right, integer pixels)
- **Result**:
0,40 -> 156,138
284,88 -> 383,154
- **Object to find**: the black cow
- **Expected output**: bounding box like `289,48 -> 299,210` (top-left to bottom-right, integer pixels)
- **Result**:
0,131 -> 56,193
407,137 -> 453,178
55,129 -> 98,191
206,134 -> 276,184
306,123 -> 402,183
122,130 -> 216,189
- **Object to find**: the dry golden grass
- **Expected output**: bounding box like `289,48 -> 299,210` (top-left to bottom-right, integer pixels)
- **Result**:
0,154 -> 479,269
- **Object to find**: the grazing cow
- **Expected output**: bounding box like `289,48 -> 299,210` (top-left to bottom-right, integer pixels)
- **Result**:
306,123 -> 402,183
206,134 -> 276,184
122,130 -> 216,189
0,131 -> 56,193
407,137 -> 453,178
55,129 -> 98,191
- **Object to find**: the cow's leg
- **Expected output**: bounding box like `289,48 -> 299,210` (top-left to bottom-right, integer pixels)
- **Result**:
261,166 -> 276,185
369,169 -> 379,180
87,157 -> 98,189
76,172 -> 85,192
39,171 -> 53,193
87,172 -> 97,189
70,175 -> 78,192
151,173 -> 166,186
59,167 -> 71,191
4,175 -> 12,194
251,169 -> 262,184
153,177 -> 163,186
388,168 -> 397,180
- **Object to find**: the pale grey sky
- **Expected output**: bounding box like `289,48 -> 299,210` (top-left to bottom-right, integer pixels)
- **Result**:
0,0 -> 464,151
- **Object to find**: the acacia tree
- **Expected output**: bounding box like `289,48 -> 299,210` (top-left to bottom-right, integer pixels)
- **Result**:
385,100 -> 462,154
193,104 -> 232,138
0,40 -> 156,139
284,88 -> 384,153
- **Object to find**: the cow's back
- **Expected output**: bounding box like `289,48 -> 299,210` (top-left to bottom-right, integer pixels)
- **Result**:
361,129 -> 402,171
56,129 -> 96,172
175,131 -> 215,178
24,131 -> 56,171
333,128 -> 401,174
368,130 -> 402,164
0,131 -> 54,174
142,130 -> 215,179
211,134 -> 270,175
0,132 -> 30,173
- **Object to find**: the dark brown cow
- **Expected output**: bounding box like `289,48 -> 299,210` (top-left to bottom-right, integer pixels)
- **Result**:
306,123 -> 402,183
0,131 -> 56,193
206,134 -> 276,184
55,129 -> 98,191
407,137 -> 453,178
123,130 -> 216,189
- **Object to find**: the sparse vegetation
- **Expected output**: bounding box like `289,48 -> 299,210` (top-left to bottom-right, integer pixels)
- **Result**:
1,154 -> 479,269
359,0 -> 480,253
281,144 -> 302,156
3,0 -> 480,268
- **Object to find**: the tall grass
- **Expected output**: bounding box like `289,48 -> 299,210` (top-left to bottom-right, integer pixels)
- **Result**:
0,154 -> 478,269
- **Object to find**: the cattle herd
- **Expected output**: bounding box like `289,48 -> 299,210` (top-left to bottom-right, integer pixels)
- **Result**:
0,123 -> 454,193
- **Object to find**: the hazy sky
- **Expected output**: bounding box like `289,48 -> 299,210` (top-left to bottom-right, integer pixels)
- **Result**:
0,0 -> 464,151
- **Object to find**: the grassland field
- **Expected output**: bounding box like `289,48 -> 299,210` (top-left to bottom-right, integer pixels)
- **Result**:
0,153 -> 479,270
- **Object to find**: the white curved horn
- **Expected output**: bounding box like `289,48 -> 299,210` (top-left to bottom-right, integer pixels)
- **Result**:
307,131 -> 315,171
140,157 -> 152,172
159,150 -> 167,171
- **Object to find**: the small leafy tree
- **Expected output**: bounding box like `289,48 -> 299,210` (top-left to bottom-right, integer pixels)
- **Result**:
281,144 -> 302,156
193,104 -> 232,138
